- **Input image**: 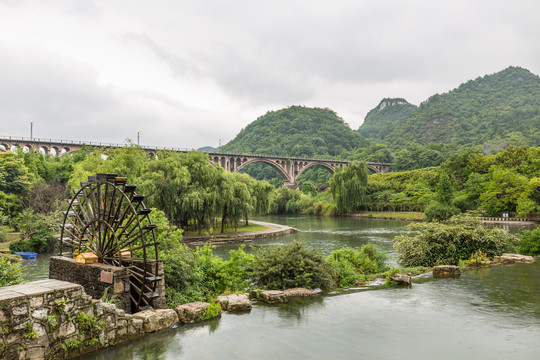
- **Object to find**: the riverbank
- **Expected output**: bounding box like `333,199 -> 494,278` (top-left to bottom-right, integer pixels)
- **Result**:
349,212 -> 426,221
182,220 -> 299,246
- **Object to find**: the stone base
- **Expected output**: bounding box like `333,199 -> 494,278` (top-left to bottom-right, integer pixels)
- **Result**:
433,265 -> 461,278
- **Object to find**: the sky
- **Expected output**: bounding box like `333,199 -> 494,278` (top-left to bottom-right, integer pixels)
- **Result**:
0,0 -> 539,150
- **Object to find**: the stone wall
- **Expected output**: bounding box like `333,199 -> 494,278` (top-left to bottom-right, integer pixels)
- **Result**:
49,257 -> 166,313
0,279 -> 145,359
49,257 -> 131,313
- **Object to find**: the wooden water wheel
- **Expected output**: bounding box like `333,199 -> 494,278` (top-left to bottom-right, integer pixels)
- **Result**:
59,173 -> 161,312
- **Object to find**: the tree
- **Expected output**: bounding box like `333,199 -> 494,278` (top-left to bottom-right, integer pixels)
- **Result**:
330,161 -> 368,214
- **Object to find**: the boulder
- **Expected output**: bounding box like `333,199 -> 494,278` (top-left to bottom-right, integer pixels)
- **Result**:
433,265 -> 461,278
217,293 -> 252,312
493,253 -> 535,264
388,273 -> 411,286
133,309 -> 178,332
250,288 -> 317,304
176,302 -> 210,324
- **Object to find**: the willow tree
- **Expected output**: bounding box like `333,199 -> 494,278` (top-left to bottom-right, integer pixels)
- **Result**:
330,161 -> 368,214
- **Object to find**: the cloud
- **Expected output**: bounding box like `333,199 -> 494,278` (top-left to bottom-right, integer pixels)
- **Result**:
1,0 -> 539,147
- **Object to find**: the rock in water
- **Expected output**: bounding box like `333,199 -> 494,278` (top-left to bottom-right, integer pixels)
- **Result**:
217,293 -> 252,311
433,265 -> 461,278
388,273 -> 412,286
493,253 -> 535,264
176,302 -> 211,324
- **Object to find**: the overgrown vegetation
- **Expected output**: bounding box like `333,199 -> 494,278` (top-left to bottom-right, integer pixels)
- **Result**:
519,226 -> 540,256
394,214 -> 518,267
0,256 -> 23,287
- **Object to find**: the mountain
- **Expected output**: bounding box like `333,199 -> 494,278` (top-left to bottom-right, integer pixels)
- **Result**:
358,67 -> 540,148
357,98 -> 418,141
221,106 -> 368,157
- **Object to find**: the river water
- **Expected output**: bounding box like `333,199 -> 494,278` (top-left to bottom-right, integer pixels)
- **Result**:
75,216 -> 539,360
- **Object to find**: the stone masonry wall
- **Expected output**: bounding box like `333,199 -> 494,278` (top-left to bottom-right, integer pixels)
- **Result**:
49,257 -> 132,313
0,279 -> 145,359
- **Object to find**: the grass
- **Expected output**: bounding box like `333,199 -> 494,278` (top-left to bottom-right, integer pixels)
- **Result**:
0,226 -> 21,248
354,212 -> 425,221
183,222 -> 268,237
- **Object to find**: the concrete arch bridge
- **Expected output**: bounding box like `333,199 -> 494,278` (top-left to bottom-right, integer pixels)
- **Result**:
0,136 -> 390,186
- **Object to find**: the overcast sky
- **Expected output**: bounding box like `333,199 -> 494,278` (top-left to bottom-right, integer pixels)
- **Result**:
1,0 -> 539,149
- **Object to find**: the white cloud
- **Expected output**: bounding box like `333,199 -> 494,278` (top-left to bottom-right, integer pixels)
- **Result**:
0,0 -> 539,147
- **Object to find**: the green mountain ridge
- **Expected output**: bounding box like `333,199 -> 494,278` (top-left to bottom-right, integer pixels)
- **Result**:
221,106 -> 368,158
359,66 -> 540,148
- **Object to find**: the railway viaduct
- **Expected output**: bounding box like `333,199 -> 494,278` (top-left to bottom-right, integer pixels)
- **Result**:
0,136 -> 390,186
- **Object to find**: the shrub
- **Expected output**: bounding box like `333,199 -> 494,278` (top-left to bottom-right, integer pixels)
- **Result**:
425,202 -> 460,222
251,241 -> 335,291
328,244 -> 388,287
0,256 -> 23,287
519,226 -> 540,256
9,211 -> 60,253
0,227 -> 6,242
394,214 -> 518,267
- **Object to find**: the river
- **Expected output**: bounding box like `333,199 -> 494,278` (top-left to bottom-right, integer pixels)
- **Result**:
21,216 -> 540,359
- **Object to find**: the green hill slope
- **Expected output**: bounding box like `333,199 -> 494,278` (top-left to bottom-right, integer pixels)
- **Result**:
221,106 -> 368,157
361,67 -> 540,148
357,98 -> 418,141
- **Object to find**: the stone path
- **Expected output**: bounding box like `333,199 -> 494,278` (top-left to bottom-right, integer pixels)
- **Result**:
0,279 -> 81,301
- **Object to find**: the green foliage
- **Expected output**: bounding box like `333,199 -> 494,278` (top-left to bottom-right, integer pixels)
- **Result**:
0,227 -> 6,242
328,244 -> 388,287
370,67 -> 540,148
250,241 -> 335,291
221,106 -> 368,157
357,98 -> 418,141
462,250 -> 491,267
394,214 -> 518,267
519,226 -> 540,256
199,302 -> 221,321
330,161 -> 368,214
0,256 -> 23,287
424,202 -> 460,222
9,210 -> 60,253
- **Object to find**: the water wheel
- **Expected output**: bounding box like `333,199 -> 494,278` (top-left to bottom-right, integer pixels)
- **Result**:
59,173 -> 161,312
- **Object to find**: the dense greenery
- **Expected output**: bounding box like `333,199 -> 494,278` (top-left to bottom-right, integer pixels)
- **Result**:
328,244 -> 388,287
519,226 -> 540,256
357,98 -> 418,141
0,256 -> 23,287
221,106 -> 369,158
394,214 -> 519,267
360,67 -> 540,149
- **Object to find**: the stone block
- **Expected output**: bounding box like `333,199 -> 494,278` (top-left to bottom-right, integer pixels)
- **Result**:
30,296 -> 44,308
388,273 -> 412,286
12,305 -> 28,316
217,294 -> 252,312
25,345 -> 46,359
32,308 -> 48,321
176,302 -> 210,324
493,253 -> 535,264
58,321 -> 76,337
133,309 -> 178,333
433,265 -> 461,278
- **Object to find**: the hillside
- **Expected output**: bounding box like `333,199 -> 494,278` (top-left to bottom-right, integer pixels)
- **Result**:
359,67 -> 540,148
221,106 -> 368,157
357,98 -> 418,141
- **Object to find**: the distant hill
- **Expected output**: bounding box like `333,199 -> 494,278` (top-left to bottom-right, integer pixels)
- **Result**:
358,67 -> 540,148
197,146 -> 218,152
357,98 -> 418,141
221,106 -> 368,157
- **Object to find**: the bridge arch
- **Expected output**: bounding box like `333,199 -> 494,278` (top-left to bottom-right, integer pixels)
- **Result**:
295,162 -> 337,180
39,145 -> 49,155
0,144 -> 7,152
235,158 -> 291,183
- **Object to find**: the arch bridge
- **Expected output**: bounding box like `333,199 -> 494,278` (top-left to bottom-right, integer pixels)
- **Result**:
0,136 -> 390,186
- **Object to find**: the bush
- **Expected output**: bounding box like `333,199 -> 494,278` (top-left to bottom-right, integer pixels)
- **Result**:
519,226 -> 540,256
425,202 -> 460,222
251,241 -> 335,291
9,211 -> 59,253
0,227 -> 6,242
328,244 -> 388,287
394,214 -> 518,267
0,256 -> 23,287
